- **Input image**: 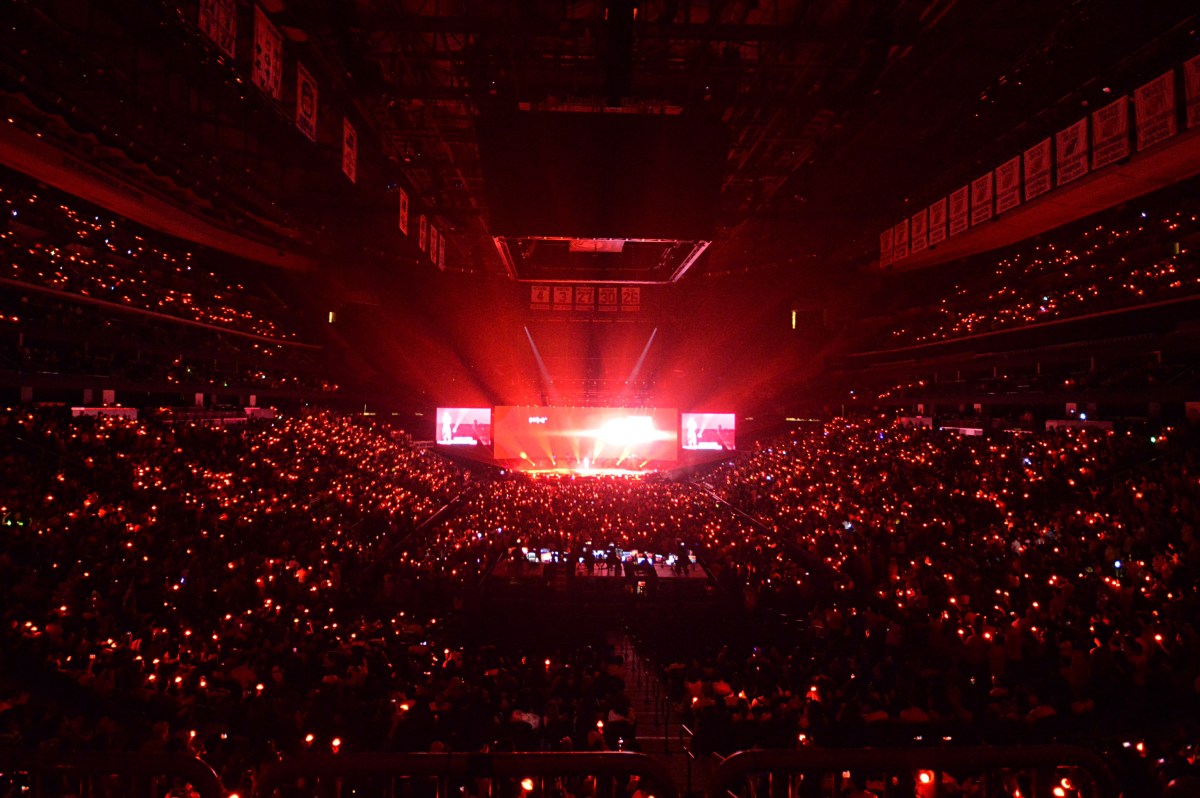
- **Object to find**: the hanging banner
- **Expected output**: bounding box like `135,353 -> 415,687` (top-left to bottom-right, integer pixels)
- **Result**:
892,219 -> 909,260
1091,96 -> 1129,169
949,186 -> 969,236
199,0 -> 237,59
418,214 -> 428,251
342,118 -> 358,183
598,286 -> 618,312
879,227 -> 894,267
1055,118 -> 1089,186
438,234 -> 446,271
994,156 -> 1021,215
1135,70 -> 1177,151
928,198 -> 948,247
295,63 -> 318,142
531,285 -> 550,311
1024,138 -> 1052,200
1185,55 -> 1200,128
428,226 -> 439,263
574,286 -> 595,310
553,286 -> 573,312
398,188 -> 410,235
252,6 -> 284,101
910,208 -> 928,254
970,172 -> 994,226
621,286 -> 641,312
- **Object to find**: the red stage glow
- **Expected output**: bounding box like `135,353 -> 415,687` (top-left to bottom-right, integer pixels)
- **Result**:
493,406 -> 677,470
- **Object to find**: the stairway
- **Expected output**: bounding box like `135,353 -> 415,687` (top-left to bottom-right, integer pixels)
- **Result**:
610,632 -> 717,797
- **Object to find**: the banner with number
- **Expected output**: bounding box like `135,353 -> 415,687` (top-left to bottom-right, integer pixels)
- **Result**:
995,156 -> 1021,214
531,286 -> 550,311
428,226 -> 439,263
200,0 -> 236,58
1091,96 -> 1129,169
342,118 -> 357,183
970,172 -> 993,226
892,219 -> 909,260
621,286 -> 641,312
399,188 -> 409,235
252,6 -> 284,101
879,228 -> 894,267
1135,70 -> 1177,151
949,186 -> 969,236
418,214 -> 428,251
1056,119 -> 1089,186
910,209 -> 928,254
1023,137 -> 1052,200
575,286 -> 595,310
928,198 -> 948,246
1185,55 -> 1200,129
553,286 -> 573,311
295,63 -> 318,142
438,234 -> 446,271
599,286 -> 618,312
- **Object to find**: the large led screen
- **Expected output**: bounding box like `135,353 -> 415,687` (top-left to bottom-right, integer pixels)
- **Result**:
436,408 -> 492,446
681,412 -> 736,451
493,406 -> 678,464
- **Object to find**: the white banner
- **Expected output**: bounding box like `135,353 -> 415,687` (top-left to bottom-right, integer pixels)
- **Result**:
880,227 -> 894,267
1056,118 -> 1089,186
598,286 -> 618,312
621,286 -> 641,311
438,233 -> 446,271
1023,137 -> 1052,200
575,286 -> 595,310
553,286 -> 573,311
994,156 -> 1021,214
342,118 -> 357,183
1091,96 -> 1129,169
910,209 -> 928,254
949,186 -> 969,236
418,214 -> 428,251
1186,55 -> 1200,129
295,63 -> 318,142
531,285 -> 550,311
200,0 -> 236,58
892,219 -> 909,260
399,188 -> 409,235
428,226 -> 439,263
1135,70 -> 1177,151
252,6 -> 284,101
970,172 -> 993,226
928,198 -> 947,246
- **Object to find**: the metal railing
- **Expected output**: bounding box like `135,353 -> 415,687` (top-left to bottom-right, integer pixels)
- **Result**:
710,746 -> 1118,798
256,751 -> 679,798
0,752 -> 225,798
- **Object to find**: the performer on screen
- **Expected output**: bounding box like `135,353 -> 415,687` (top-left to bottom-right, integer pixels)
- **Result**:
440,411 -> 453,444
686,416 -> 699,448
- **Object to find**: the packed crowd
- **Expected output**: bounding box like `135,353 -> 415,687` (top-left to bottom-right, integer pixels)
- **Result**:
885,184 -> 1200,345
1,169 -> 301,341
2,409 -> 1199,795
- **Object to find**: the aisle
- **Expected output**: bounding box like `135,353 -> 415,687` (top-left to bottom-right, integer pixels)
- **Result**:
609,632 -> 717,797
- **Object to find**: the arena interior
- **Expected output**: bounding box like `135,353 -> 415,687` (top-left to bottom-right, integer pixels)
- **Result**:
3,0 -> 1200,796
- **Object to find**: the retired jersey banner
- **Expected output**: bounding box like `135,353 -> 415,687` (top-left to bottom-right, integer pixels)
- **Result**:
553,286 -> 573,312
398,188 -> 410,235
949,186 -> 969,236
621,286 -> 641,311
418,214 -> 428,251
252,6 -> 284,101
438,234 -> 446,271
1024,138 -> 1052,200
342,118 -> 358,183
1135,70 -> 1177,151
928,198 -> 948,246
428,226 -> 439,263
574,286 -> 595,310
1056,118 -> 1089,186
295,63 -> 318,142
910,209 -> 928,254
879,227 -> 894,267
970,172 -> 994,226
892,219 -> 909,260
1091,96 -> 1129,169
598,286 -> 618,312
1185,55 -> 1200,129
531,285 -> 550,311
995,156 -> 1021,214
200,0 -> 237,58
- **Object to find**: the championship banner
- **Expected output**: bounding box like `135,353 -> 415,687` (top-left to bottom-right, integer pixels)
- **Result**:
531,285 -> 550,311
928,197 -> 948,247
428,227 -> 439,263
200,0 -> 237,59
574,286 -> 595,310
1055,118 -> 1089,186
970,172 -> 993,226
910,209 -> 928,254
252,6 -> 284,101
438,235 -> 446,271
949,186 -> 969,236
1185,55 -> 1200,129
1135,70 -> 1177,151
342,118 -> 357,183
552,286 -> 573,311
879,227 -> 894,267
621,286 -> 641,312
892,219 -> 909,260
1091,96 -> 1129,169
295,63 -> 318,142
1023,138 -> 1052,200
398,188 -> 409,235
995,156 -> 1021,215
598,286 -> 618,312
418,214 -> 428,251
